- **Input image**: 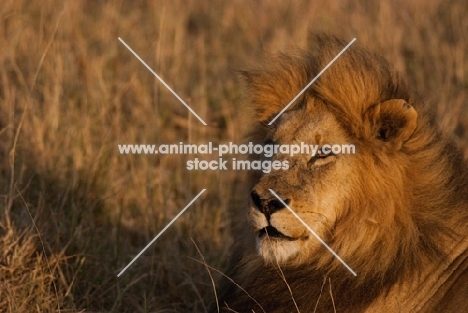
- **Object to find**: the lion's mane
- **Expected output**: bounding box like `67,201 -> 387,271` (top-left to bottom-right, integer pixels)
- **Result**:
213,34 -> 468,313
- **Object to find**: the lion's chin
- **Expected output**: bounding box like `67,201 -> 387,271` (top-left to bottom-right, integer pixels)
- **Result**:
256,236 -> 302,264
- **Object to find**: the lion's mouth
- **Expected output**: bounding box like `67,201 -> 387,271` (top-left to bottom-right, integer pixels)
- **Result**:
258,226 -> 297,241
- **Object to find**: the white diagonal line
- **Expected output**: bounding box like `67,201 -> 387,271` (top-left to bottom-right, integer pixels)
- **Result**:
117,189 -> 206,277
268,38 -> 356,125
118,37 -> 207,126
268,189 -> 357,276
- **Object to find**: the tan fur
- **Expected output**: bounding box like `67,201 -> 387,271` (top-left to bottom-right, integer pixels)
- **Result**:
213,34 -> 468,313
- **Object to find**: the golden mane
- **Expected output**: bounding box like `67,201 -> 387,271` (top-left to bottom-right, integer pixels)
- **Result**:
213,34 -> 468,312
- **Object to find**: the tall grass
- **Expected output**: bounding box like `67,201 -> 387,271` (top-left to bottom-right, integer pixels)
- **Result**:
0,0 -> 466,312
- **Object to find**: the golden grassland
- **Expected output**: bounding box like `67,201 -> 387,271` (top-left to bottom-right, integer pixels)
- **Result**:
0,0 -> 467,312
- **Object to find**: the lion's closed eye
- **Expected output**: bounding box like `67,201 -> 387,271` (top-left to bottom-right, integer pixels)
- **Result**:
308,149 -> 336,167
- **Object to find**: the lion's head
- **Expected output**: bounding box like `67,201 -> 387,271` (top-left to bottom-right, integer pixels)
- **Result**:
214,34 -> 468,312
245,35 -> 422,272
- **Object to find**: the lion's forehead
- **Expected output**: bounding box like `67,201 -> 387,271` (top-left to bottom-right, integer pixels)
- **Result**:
273,104 -> 349,144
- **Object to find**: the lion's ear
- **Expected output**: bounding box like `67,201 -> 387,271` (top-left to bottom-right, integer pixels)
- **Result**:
365,99 -> 418,150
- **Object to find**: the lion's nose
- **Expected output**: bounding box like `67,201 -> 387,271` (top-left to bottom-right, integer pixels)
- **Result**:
250,190 -> 290,215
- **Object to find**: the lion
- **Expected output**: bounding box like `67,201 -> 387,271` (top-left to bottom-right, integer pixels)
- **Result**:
212,34 -> 468,312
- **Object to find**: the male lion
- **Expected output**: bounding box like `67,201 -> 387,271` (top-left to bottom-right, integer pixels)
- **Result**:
213,34 -> 468,312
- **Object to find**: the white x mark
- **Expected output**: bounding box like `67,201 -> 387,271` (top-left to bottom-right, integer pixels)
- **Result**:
118,37 -> 207,125
268,38 -> 356,125
117,189 -> 206,277
269,189 -> 357,276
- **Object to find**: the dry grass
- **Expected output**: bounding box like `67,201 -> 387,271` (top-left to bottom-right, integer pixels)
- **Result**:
0,0 -> 466,312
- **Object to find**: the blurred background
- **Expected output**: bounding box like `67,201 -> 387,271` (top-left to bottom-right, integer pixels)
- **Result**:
0,0 -> 467,312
